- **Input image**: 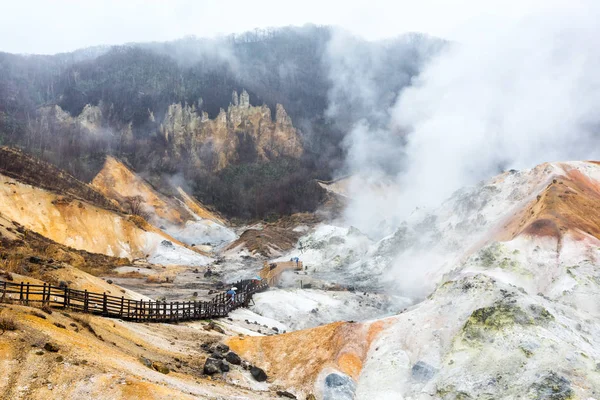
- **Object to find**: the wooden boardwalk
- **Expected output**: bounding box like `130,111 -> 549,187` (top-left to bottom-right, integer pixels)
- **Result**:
0,278 -> 268,323
259,261 -> 303,286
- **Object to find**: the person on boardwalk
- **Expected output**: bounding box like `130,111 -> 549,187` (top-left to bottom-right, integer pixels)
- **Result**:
226,287 -> 237,303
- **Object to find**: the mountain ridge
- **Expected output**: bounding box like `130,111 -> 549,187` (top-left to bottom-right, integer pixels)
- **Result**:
0,26 -> 445,219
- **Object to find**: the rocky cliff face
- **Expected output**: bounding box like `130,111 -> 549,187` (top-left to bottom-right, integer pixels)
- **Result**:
29,90 -> 303,177
35,104 -> 105,136
159,90 -> 303,171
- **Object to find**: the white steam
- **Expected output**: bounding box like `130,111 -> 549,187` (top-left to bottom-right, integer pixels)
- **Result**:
337,5 -> 600,237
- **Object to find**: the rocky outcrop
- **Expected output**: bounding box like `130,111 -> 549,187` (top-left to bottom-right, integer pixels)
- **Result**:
29,91 -> 303,177
91,156 -> 194,226
160,90 -> 303,171
76,104 -> 103,133
36,104 -> 104,136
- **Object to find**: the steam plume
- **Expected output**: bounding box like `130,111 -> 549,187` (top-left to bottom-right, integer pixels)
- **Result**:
334,4 -> 600,237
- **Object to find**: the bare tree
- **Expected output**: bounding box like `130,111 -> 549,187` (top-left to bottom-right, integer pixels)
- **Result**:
124,195 -> 151,220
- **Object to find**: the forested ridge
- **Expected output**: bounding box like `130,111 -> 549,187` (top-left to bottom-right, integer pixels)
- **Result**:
0,25 -> 443,219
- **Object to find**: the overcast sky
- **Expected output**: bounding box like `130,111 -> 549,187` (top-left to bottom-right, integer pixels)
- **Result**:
0,0 -> 584,54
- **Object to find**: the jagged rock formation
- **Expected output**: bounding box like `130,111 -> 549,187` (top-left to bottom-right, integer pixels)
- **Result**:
34,104 -> 111,139
159,90 -> 303,171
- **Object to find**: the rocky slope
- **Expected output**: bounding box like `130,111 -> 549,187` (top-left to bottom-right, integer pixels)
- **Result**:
91,156 -> 235,248
2,150 -> 600,399
0,152 -> 211,266
0,173 -> 210,266
0,147 -> 117,211
0,303 -> 282,400
92,156 -> 194,226
227,161 -> 600,399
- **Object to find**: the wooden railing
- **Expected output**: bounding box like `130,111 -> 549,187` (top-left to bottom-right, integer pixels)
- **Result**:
259,261 -> 303,286
0,279 -> 268,322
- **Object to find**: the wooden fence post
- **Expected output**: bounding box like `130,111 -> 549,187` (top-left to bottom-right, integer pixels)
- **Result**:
25,283 -> 30,305
63,286 -> 68,308
120,296 -> 124,318
19,282 -> 24,303
42,283 -> 47,306
102,293 -> 108,315
84,290 -> 89,312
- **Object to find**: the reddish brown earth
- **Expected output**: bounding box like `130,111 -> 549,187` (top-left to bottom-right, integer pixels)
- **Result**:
499,162 -> 600,243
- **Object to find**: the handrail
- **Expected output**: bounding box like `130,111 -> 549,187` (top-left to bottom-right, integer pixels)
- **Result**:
0,279 -> 268,323
259,261 -> 303,286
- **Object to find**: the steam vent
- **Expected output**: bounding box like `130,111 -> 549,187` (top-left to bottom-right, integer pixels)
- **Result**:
1,8 -> 600,399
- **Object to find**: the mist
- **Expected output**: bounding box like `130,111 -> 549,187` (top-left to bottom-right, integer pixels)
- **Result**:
336,4 -> 600,238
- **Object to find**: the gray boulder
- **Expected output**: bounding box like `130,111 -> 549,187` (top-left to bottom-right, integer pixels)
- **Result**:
203,358 -> 221,375
215,343 -> 230,353
219,360 -> 230,372
323,373 -> 356,400
225,352 -> 241,365
250,366 -> 267,382
412,361 -> 437,382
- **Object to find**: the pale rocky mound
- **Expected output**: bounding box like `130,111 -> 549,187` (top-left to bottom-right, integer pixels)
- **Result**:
160,90 -> 303,172
226,161 -> 600,399
36,104 -> 105,136
91,156 -> 235,247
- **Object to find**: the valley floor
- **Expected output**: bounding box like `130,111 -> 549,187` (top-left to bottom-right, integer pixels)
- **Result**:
2,156 -> 600,399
